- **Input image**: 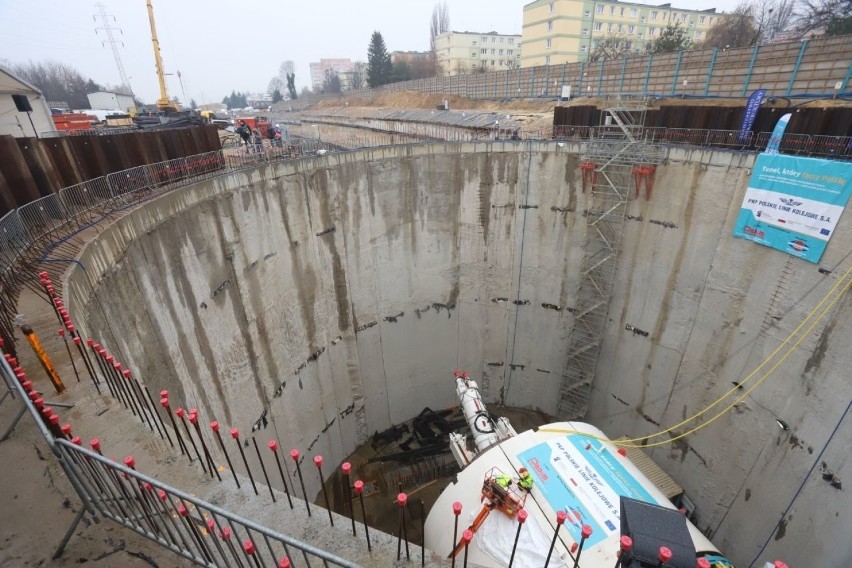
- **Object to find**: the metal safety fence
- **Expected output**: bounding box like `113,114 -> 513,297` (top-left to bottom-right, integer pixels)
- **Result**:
0,354 -> 359,567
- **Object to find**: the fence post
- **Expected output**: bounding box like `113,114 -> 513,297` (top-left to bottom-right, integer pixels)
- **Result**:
670,50 -> 683,96
619,57 -> 628,93
578,61 -> 585,96
597,60 -> 605,96
644,54 -> 653,95
704,48 -> 718,96
741,44 -> 761,96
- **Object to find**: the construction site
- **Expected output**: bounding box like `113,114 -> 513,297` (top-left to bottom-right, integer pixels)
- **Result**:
2,3 -> 852,566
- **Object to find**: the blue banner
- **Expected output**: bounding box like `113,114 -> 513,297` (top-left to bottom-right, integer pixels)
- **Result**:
517,435 -> 665,548
739,89 -> 766,143
733,154 -> 852,263
766,113 -> 792,154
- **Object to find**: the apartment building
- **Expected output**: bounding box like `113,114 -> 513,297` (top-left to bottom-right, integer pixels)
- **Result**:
309,58 -> 357,90
434,31 -> 522,76
522,0 -> 719,67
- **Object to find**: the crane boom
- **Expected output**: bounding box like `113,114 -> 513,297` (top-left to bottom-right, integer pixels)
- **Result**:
146,0 -> 174,111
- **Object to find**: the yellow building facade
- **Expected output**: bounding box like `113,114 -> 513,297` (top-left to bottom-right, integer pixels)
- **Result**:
435,31 -> 522,76
522,0 -> 719,67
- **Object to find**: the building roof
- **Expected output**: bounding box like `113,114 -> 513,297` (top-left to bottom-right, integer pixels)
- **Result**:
0,63 -> 43,96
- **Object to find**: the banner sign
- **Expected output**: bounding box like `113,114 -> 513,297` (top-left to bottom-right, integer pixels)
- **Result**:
733,153 -> 852,263
739,89 -> 766,142
765,113 -> 792,154
518,435 -> 663,548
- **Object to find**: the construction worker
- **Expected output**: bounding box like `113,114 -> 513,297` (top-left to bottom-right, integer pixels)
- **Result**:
518,468 -> 533,491
495,472 -> 513,489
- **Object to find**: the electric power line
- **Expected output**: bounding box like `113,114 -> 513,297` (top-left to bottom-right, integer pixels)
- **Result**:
93,3 -> 131,90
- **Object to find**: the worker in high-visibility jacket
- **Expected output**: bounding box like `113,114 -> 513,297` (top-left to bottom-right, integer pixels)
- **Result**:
495,473 -> 513,488
518,467 -> 534,491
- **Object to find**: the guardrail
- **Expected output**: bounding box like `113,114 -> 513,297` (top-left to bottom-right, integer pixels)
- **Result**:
0,354 -> 359,567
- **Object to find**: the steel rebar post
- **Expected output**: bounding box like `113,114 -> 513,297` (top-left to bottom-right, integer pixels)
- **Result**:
122,456 -> 160,536
289,449 -> 310,516
397,492 -> 410,561
118,365 -> 155,432
73,335 -> 100,392
125,369 -> 160,436
160,397 -> 191,459
177,500 -> 214,563
462,529 -> 473,568
176,408 -> 207,473
545,511 -> 567,568
144,386 -> 173,446
313,455 -> 332,525
269,441 -> 293,508
613,535 -> 633,568
341,462 -> 355,535
232,429 -> 258,495
101,351 -> 131,408
451,501 -> 462,567
143,484 -> 183,550
508,508 -> 528,568
205,518 -> 230,564
190,410 -> 220,481
90,344 -> 118,399
218,525 -> 246,568
420,499 -> 426,567
212,422 -> 239,488
242,539 -> 263,568
572,524 -> 593,568
354,480 -> 371,551
251,437 -> 275,502
106,355 -> 138,415
57,329 -> 80,382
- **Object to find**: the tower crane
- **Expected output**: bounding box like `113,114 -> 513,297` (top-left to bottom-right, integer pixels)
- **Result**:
145,0 -> 177,112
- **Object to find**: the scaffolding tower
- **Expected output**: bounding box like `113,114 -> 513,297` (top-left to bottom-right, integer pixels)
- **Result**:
557,98 -> 665,419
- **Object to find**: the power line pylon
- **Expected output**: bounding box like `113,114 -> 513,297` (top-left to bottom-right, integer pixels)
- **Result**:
94,3 -> 131,90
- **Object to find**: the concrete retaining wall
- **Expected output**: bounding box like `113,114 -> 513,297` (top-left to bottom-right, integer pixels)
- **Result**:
65,142 -> 852,567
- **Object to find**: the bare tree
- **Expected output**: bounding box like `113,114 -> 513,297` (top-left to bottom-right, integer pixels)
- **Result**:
277,60 -> 297,99
349,62 -> 367,90
430,2 -> 450,75
590,36 -> 634,61
795,0 -> 852,35
267,77 -> 284,96
322,69 -> 341,93
13,60 -> 93,108
751,0 -> 795,42
702,2 -> 759,48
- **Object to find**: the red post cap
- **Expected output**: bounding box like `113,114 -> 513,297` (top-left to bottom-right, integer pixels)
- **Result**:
556,510 -> 567,525
230,428 -> 240,439
90,439 -> 101,451
50,415 -> 61,427
143,482 -> 152,492
21,380 -> 32,391
581,524 -> 593,539
518,509 -> 528,523
73,337 -> 81,345
71,436 -> 82,446
462,529 -> 473,543
354,480 -> 364,494
620,535 -> 633,551
243,540 -> 255,555
397,493 -> 408,507
313,455 -> 323,468
57,329 -> 65,336
157,489 -> 167,501
289,449 -> 300,461
207,518 -> 216,532
124,456 -> 136,469
160,389 -> 169,399
220,526 -> 231,540
175,408 -> 185,418
28,391 -> 39,402
189,407 -> 198,416
61,424 -> 72,436
66,324 -> 75,333
39,271 -> 49,278
617,448 -> 627,456
697,559 -> 711,568
105,355 -> 114,363
279,557 -> 291,568
188,413 -> 198,425
773,563 -> 789,568
341,462 -> 351,475
113,362 -> 121,370
122,369 -> 131,378
160,398 -> 170,408
86,338 -> 94,346
42,406 -> 53,418
453,501 -> 462,515
266,440 -> 277,452
33,397 -> 44,409
659,546 -> 673,562
178,503 -> 189,516
210,421 -> 220,432
453,369 -> 461,378
462,371 -> 469,379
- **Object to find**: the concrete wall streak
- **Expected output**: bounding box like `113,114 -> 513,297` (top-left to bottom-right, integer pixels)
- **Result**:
66,143 -> 852,566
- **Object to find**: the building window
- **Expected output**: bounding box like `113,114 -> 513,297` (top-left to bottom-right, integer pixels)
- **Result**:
581,45 -> 587,53
491,37 -> 496,43
491,48 -> 496,54
472,52 -> 477,57
649,27 -> 655,36
491,60 -> 495,66
699,16 -> 706,24
607,23 -> 613,32
609,5 -> 615,15
546,38 -> 552,48
620,7 -> 625,16
584,10 -> 591,17
508,49 -> 514,55
651,10 -> 658,19
594,22 -> 602,31
499,49 -> 504,55
548,2 -> 554,13
508,38 -> 514,44
481,48 -> 487,54
617,24 -> 622,32
500,37 -> 504,43
596,4 -> 604,14
547,21 -> 554,32
582,28 -> 589,35
592,39 -> 599,47
630,8 -> 637,17
638,33 -> 643,39
709,17 -> 714,25
481,36 -> 487,42
472,41 -> 477,45
500,60 -> 504,65
694,31 -> 702,39
545,55 -> 551,65
627,25 -> 634,34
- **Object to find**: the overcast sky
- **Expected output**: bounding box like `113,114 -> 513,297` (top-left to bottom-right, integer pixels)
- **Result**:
0,0 -> 739,106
